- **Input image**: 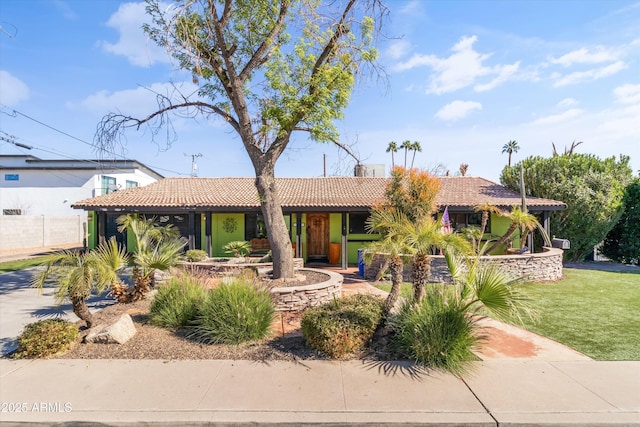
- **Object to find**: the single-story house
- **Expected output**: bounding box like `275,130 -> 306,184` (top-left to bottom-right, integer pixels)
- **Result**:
72,176 -> 566,269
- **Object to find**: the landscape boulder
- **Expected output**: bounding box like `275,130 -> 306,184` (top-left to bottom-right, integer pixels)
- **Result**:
85,314 -> 137,344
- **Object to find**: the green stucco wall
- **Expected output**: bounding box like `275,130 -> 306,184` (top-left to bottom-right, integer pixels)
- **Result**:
211,213 -> 245,257
87,211 -> 96,249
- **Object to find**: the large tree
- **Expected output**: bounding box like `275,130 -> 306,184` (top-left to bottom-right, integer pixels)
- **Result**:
501,154 -> 632,261
96,0 -> 385,279
602,177 -> 640,265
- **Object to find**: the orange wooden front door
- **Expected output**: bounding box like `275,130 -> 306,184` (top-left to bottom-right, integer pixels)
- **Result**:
306,213 -> 329,260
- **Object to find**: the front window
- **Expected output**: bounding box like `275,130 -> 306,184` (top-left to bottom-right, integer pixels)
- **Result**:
126,180 -> 138,188
349,213 -> 369,234
101,176 -> 117,194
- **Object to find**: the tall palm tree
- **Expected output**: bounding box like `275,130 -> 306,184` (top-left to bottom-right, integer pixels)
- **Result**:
399,140 -> 411,168
31,249 -> 117,328
386,141 -> 398,168
485,206 -> 540,254
409,141 -> 422,168
502,140 -> 520,167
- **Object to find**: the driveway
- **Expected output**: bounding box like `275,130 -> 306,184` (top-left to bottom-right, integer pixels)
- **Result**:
0,268 -> 113,355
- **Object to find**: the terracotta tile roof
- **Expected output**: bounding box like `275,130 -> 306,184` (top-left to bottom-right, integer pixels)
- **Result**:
72,176 -> 566,211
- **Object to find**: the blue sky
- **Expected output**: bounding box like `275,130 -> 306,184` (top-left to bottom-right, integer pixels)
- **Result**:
1,0 -> 638,181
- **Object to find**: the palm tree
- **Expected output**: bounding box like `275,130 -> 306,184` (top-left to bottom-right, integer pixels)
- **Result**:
473,202 -> 502,253
365,208 -> 408,318
484,206 -> 540,254
399,140 -> 411,168
117,214 -> 187,300
444,251 -> 535,324
386,141 -> 398,168
31,249 -> 117,328
402,216 -> 472,303
382,213 -> 471,303
90,237 -> 130,302
409,141 -> 422,168
502,140 -> 520,167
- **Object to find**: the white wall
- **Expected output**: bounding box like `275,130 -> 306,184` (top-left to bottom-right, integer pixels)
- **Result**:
0,216 -> 85,251
1,168 -> 158,216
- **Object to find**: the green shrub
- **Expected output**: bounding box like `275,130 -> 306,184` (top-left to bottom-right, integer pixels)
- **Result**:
13,319 -> 78,359
301,294 -> 384,358
389,290 -> 479,376
190,280 -> 275,344
185,249 -> 208,262
149,274 -> 207,328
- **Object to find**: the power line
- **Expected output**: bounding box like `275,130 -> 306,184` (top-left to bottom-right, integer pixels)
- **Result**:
0,105 -> 187,176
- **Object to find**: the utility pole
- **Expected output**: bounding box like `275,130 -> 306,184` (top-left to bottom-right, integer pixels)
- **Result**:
185,153 -> 203,177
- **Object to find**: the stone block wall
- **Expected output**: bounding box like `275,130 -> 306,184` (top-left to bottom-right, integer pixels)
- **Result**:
0,215 -> 85,251
271,279 -> 342,312
364,247 -> 564,283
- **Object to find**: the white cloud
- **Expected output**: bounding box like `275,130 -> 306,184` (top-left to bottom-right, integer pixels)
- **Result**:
529,108 -> 584,126
399,0 -> 423,15
548,46 -> 620,67
99,2 -> 171,67
475,62 -> 520,92
73,81 -> 198,117
614,83 -> 640,104
435,100 -> 482,122
0,70 -> 29,106
386,39 -> 411,60
393,35 -> 519,94
557,98 -> 578,108
552,61 -> 627,87
52,0 -> 77,20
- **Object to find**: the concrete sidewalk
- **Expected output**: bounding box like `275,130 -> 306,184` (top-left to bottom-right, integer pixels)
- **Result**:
1,359 -> 638,426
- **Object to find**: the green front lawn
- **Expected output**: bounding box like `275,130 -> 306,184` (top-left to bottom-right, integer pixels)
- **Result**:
516,268 -> 640,361
0,257 -> 46,273
375,268 -> 640,361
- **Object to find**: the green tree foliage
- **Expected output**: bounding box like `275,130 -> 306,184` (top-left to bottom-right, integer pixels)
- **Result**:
602,177 -> 640,265
97,0 -> 384,280
500,154 -> 632,261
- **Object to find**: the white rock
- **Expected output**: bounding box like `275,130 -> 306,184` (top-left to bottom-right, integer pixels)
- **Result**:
85,314 -> 137,344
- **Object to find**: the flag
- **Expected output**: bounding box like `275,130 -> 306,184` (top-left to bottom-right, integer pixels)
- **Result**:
442,206 -> 451,234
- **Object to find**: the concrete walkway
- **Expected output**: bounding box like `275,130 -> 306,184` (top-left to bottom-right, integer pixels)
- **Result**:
1,358 -> 638,426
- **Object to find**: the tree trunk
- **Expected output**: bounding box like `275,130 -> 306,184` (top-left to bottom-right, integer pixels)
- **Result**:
383,256 -> 403,317
71,297 -> 94,329
412,254 -> 431,303
485,224 -> 517,254
254,170 -> 294,279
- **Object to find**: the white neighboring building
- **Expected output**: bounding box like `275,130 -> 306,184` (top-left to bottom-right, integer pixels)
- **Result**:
0,155 -> 164,216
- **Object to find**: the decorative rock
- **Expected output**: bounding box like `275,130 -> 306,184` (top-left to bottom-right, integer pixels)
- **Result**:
85,314 -> 137,344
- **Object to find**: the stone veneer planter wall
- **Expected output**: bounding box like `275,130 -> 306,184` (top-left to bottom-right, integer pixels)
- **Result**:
364,247 -> 564,283
181,260 -> 342,312
270,268 -> 343,312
